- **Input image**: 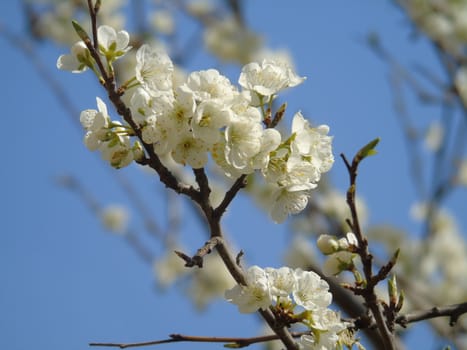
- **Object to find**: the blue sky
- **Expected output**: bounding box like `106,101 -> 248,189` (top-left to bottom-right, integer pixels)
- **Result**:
1,1 -> 464,350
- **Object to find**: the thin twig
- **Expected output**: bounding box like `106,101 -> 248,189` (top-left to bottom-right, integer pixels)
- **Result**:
341,142 -> 398,350
90,331 -> 309,349
87,0 -> 98,51
214,174 -> 247,218
83,2 -> 200,202
396,302 -> 467,328
174,236 -> 223,267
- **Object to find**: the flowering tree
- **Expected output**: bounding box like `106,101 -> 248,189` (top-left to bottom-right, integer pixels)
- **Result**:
3,1 -> 467,349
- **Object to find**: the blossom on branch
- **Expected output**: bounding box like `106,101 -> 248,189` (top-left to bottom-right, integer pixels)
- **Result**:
225,266 -> 353,348
97,25 -> 131,63
224,265 -> 272,313
59,26 -> 333,216
56,41 -> 93,73
239,59 -> 306,105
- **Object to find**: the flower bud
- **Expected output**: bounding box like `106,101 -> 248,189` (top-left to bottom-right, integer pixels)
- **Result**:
317,234 -> 339,255
338,232 -> 358,250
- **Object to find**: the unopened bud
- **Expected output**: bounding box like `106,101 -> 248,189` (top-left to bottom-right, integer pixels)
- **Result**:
271,102 -> 287,128
388,274 -> 398,306
72,20 -> 91,43
317,234 -> 339,255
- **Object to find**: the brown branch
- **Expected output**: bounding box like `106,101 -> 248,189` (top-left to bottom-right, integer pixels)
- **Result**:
82,4 -> 297,348
396,302 -> 467,328
174,236 -> 223,268
80,4 -> 200,203
213,174 -> 247,218
341,143 -> 398,350
87,0 -> 99,51
90,331 -> 309,349
193,168 -> 212,214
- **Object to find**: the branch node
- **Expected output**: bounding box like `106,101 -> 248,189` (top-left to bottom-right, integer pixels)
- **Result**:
174,237 -> 224,268
235,250 -> 244,267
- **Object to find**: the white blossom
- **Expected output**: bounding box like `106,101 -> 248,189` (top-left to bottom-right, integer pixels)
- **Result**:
99,130 -> 134,169
171,133 -> 208,169
185,69 -> 238,103
239,59 -> 305,103
224,265 -> 272,313
191,100 -> 232,145
97,25 -> 131,60
56,41 -> 92,73
299,310 -> 348,350
135,44 -> 174,96
291,111 -> 334,178
80,97 -> 111,151
322,251 -> 355,276
269,186 -> 314,224
224,116 -> 264,170
265,266 -> 297,299
129,87 -> 157,125
292,269 -> 332,311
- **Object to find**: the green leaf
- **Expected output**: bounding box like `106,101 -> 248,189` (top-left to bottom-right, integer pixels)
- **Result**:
355,137 -> 380,163
72,20 -> 90,42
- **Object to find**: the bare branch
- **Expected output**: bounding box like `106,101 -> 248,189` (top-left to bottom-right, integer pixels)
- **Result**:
87,0 -> 99,51
342,140 -> 399,350
396,302 -> 467,328
90,331 -> 309,349
214,174 -> 248,218
174,236 -> 223,268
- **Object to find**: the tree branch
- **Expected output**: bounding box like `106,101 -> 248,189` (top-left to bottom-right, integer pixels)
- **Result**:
90,331 -> 309,349
214,174 -> 247,218
174,237 -> 223,268
396,302 -> 467,328
341,140 -> 399,350
81,3 -> 201,202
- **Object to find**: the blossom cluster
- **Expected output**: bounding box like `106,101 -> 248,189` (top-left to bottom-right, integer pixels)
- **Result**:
399,0 -> 467,57
57,24 -> 334,222
29,0 -> 126,45
225,266 -> 351,349
399,2 -> 467,112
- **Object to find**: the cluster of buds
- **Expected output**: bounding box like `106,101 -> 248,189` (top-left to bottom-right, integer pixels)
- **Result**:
317,232 -> 359,276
